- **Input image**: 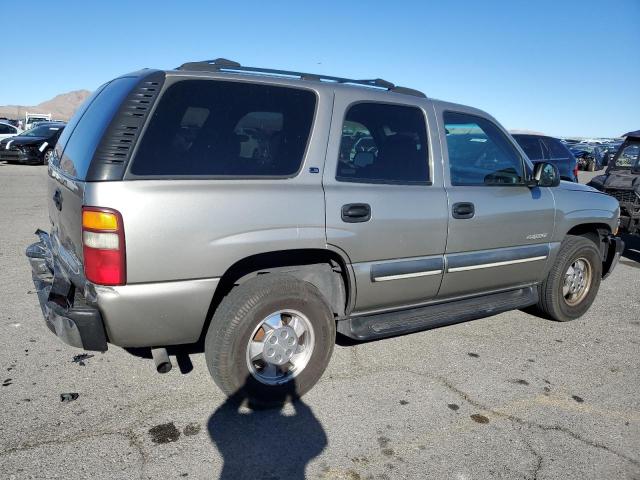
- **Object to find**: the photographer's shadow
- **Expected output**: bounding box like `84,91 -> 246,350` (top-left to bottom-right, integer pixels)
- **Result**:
207,379 -> 327,480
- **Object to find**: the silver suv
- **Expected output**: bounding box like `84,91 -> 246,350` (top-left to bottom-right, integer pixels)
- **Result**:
27,59 -> 624,405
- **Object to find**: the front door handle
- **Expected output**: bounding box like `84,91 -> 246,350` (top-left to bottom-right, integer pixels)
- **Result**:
341,203 -> 371,223
452,202 -> 474,219
53,189 -> 63,211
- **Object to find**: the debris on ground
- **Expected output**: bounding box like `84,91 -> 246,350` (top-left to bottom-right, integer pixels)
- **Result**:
183,423 -> 201,436
60,393 -> 79,403
72,353 -> 94,366
149,422 -> 181,444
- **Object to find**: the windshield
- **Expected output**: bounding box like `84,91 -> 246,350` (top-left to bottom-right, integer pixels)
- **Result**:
20,125 -> 62,137
613,142 -> 639,169
27,117 -> 49,123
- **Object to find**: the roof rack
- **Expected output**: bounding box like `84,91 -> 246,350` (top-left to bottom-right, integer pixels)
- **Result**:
176,58 -> 426,98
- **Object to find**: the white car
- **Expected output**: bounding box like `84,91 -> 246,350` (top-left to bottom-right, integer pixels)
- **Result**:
0,122 -> 20,141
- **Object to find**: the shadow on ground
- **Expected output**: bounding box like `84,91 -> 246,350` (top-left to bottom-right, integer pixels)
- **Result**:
207,379 -> 327,480
621,234 -> 640,265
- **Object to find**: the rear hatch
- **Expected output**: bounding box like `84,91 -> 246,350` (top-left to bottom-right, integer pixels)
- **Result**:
47,71 -> 165,287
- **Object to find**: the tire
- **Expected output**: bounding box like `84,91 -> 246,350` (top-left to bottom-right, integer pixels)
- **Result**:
588,159 -> 596,172
43,148 -> 53,165
536,235 -> 602,322
204,273 -> 335,407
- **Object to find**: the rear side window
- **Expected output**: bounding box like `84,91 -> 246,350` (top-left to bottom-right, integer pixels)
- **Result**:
336,102 -> 429,184
130,80 -> 316,177
55,77 -> 139,179
513,135 -> 544,161
543,137 -> 571,159
444,112 -> 525,186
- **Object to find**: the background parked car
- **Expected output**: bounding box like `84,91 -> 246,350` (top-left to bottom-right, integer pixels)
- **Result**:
512,133 -> 579,182
0,121 -> 20,141
570,143 -> 606,171
588,132 -> 640,236
0,122 -> 65,165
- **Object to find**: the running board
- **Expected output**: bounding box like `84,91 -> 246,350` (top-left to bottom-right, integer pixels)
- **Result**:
337,286 -> 538,341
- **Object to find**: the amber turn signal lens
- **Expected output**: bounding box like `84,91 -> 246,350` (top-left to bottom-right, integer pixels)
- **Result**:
82,210 -> 118,231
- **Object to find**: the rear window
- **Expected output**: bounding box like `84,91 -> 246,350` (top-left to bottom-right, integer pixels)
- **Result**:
55,77 -> 139,179
130,80 -> 316,177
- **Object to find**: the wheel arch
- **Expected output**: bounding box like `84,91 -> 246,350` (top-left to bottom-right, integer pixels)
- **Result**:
565,223 -> 617,278
199,248 -> 354,342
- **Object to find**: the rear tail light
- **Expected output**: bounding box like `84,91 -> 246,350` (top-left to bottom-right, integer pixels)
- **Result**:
82,207 -> 126,286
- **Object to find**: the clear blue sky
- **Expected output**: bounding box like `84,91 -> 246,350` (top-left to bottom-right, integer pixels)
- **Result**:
1,0 -> 638,137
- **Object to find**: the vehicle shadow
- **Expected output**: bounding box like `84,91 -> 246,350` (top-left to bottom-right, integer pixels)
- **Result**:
621,234 -> 640,264
207,379 -> 327,480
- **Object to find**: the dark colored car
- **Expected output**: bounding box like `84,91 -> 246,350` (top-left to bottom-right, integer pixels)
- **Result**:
588,133 -> 640,236
512,133 -> 579,182
0,122 -> 65,164
570,144 -> 607,171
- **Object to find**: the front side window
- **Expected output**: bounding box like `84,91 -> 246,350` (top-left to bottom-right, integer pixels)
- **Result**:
444,112 -> 525,186
131,80 -> 316,177
336,102 -> 429,184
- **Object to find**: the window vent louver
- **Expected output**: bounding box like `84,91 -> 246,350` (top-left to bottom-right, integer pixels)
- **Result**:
87,71 -> 165,181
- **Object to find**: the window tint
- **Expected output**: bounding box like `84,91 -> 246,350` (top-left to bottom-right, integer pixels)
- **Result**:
544,137 -> 571,159
513,135 -> 544,160
57,77 -> 138,179
336,103 -> 429,184
131,80 -> 316,177
444,112 -> 525,186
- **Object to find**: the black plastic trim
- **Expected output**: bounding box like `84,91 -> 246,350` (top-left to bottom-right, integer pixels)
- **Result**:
86,70 -> 166,182
338,286 -> 538,341
370,257 -> 443,282
446,244 -> 549,270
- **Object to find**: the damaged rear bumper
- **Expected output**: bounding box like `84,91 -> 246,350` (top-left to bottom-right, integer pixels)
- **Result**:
26,230 -> 107,351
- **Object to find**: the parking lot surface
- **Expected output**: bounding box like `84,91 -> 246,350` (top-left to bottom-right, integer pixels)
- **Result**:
0,164 -> 638,479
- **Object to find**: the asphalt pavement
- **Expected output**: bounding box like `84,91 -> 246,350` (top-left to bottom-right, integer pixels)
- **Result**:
0,164 -> 638,479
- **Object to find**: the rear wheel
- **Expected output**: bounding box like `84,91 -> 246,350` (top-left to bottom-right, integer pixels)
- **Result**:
204,274 -> 335,407
588,159 -> 596,171
535,235 -> 602,321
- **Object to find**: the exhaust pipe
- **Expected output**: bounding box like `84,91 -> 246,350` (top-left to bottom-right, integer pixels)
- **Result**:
151,348 -> 172,374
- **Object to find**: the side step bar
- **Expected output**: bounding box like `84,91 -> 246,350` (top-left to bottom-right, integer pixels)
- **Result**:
337,286 -> 538,341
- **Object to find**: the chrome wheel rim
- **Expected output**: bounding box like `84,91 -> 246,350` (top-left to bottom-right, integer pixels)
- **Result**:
44,150 -> 52,164
563,257 -> 592,306
246,309 -> 315,386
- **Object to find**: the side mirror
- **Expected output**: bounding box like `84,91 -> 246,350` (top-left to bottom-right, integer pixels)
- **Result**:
532,162 -> 560,187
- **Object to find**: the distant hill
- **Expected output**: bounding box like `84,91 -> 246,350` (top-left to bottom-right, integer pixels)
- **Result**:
0,90 -> 91,122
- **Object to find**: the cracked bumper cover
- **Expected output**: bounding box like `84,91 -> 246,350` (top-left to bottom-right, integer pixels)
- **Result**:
26,230 -> 107,352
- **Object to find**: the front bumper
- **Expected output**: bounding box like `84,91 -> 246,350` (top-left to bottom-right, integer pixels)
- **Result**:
602,235 -> 624,280
26,230 -> 108,351
0,150 -> 40,164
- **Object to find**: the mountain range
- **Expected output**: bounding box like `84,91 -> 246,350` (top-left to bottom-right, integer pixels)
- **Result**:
0,90 -> 91,122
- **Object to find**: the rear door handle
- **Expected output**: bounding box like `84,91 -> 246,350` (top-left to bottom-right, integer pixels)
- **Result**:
452,202 -> 474,219
341,203 -> 371,223
53,189 -> 63,211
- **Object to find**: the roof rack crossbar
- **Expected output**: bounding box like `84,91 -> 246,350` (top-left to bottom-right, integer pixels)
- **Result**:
176,59 -> 426,98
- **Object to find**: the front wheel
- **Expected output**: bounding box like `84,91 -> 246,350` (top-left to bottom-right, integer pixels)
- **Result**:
204,274 -> 336,407
43,148 -> 53,165
535,235 -> 602,321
